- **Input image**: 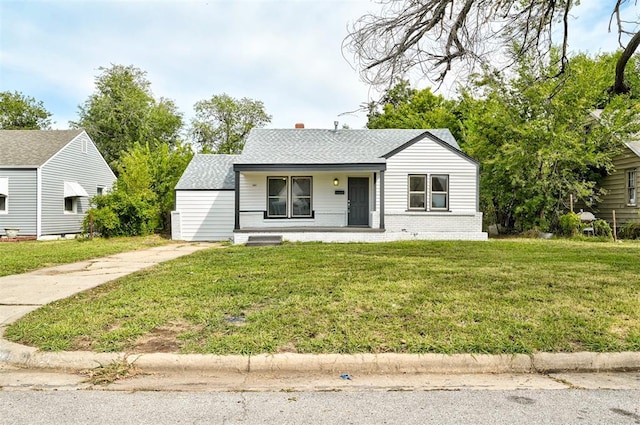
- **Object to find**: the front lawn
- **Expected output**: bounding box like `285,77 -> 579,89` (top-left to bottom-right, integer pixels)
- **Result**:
5,239 -> 640,354
0,235 -> 173,277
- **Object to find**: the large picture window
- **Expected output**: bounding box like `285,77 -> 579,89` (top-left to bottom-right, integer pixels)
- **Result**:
628,169 -> 637,206
408,175 -> 426,209
431,175 -> 449,210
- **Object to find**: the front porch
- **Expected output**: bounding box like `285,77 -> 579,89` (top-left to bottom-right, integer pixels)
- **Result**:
233,226 -> 487,244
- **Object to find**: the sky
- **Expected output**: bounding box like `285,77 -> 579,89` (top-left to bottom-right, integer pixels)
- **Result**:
0,0 -> 635,132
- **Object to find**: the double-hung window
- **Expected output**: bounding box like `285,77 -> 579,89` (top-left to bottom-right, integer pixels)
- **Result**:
408,175 -> 426,209
267,177 -> 288,217
431,175 -> 449,210
628,169 -> 637,206
267,176 -> 313,218
407,174 -> 449,211
291,177 -> 312,217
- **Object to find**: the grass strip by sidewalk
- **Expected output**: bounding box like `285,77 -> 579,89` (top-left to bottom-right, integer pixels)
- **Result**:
0,235 -> 172,277
5,239 -> 640,355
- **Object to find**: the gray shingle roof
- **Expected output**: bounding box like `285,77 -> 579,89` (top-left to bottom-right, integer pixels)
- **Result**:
235,128 -> 460,165
175,154 -> 239,190
175,128 -> 465,190
0,129 -> 84,167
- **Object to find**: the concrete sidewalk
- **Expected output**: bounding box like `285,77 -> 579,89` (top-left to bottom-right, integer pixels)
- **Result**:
1,242 -> 640,376
0,242 -> 217,326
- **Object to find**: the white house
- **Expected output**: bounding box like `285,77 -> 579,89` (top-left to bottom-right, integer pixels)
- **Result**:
0,129 -> 116,239
172,127 -> 487,243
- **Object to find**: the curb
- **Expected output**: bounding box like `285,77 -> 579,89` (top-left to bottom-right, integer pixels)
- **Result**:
3,337 -> 640,374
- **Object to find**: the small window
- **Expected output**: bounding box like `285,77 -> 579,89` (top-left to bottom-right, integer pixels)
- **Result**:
64,197 -> 78,214
628,169 -> 637,206
267,177 -> 288,217
408,175 -> 426,209
291,177 -> 312,217
96,186 -> 104,196
0,195 -> 6,213
431,175 -> 449,210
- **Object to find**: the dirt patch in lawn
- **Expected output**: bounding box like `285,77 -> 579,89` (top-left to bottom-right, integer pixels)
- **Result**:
132,322 -> 195,353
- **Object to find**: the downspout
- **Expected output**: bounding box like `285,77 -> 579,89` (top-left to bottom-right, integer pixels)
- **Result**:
379,170 -> 385,230
234,171 -> 240,230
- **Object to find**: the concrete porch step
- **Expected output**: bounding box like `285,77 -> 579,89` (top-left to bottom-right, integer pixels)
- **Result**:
245,235 -> 283,246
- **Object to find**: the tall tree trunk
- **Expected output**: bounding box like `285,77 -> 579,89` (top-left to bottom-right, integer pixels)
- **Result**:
613,31 -> 640,95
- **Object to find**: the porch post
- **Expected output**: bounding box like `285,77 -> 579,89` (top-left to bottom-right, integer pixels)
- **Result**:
234,171 -> 240,230
379,170 -> 385,229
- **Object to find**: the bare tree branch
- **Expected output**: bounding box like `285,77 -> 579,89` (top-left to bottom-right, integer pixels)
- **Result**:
345,0 -> 640,94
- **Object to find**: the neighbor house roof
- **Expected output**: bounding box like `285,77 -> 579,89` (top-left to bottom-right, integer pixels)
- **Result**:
626,141 -> 640,157
234,128 -> 461,166
175,154 -> 239,190
0,129 -> 85,167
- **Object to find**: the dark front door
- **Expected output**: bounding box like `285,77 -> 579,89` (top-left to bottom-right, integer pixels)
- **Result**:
348,177 -> 369,226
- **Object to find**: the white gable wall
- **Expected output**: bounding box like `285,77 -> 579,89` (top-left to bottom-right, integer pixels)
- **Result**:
383,136 -> 484,237
174,190 -> 235,241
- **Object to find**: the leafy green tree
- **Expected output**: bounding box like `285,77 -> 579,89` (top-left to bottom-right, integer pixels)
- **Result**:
367,81 -> 463,141
461,51 -> 640,232
191,93 -> 271,154
72,64 -> 183,167
84,141 -> 193,236
0,91 -> 52,129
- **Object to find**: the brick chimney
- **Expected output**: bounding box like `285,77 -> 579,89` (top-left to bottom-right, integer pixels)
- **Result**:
295,123 -> 305,129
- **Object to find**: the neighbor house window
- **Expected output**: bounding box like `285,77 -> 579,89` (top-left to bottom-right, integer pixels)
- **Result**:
0,177 -> 7,213
267,177 -> 288,217
96,186 -> 104,196
408,175 -> 426,209
628,169 -> 637,206
64,197 -> 78,214
291,177 -> 312,217
431,175 -> 449,210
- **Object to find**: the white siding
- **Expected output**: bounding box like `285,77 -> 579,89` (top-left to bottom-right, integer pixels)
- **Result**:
175,190 -> 235,241
385,138 -> 478,213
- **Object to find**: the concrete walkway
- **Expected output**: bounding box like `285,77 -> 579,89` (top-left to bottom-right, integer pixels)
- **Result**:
1,242 -> 640,376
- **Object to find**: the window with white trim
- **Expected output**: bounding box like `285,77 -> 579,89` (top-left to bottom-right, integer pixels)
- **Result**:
628,169 -> 637,206
0,177 -> 7,213
97,186 -> 104,196
408,175 -> 426,209
64,197 -> 78,214
267,176 -> 313,218
431,175 -> 449,210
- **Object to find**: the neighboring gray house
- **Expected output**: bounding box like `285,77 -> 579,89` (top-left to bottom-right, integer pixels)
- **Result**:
0,129 -> 116,239
595,141 -> 640,226
172,127 -> 487,243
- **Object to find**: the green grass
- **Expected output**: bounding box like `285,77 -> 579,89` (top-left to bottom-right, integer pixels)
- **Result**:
5,239 -> 640,355
0,235 -> 173,277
